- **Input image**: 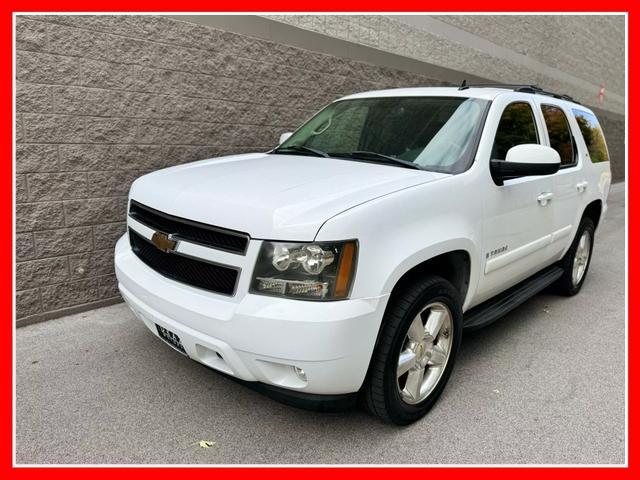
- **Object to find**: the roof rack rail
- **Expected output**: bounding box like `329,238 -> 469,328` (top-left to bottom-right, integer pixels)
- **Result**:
458,81 -> 581,105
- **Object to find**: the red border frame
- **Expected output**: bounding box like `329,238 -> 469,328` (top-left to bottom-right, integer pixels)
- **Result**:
4,3 -> 633,477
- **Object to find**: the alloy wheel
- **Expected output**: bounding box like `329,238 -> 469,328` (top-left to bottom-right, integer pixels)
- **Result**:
396,302 -> 453,405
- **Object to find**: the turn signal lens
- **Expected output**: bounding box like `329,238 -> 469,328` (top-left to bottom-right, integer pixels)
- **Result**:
334,241 -> 356,299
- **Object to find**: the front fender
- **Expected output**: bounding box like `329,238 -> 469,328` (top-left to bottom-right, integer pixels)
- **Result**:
315,173 -> 483,311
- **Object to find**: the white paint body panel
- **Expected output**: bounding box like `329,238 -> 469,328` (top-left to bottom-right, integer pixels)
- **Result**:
129,153 -> 446,241
115,87 -> 611,395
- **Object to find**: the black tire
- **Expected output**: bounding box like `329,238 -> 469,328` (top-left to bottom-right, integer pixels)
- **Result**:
553,217 -> 595,296
360,275 -> 463,425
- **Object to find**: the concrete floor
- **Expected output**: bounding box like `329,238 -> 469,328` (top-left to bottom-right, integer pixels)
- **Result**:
15,183 -> 626,465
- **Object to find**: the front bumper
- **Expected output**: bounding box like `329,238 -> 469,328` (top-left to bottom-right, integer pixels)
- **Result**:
115,234 -> 388,395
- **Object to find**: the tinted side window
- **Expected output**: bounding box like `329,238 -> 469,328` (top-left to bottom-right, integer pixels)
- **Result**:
541,105 -> 575,166
572,109 -> 610,163
492,102 -> 539,160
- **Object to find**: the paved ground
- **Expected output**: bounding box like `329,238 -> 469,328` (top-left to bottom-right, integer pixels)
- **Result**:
15,183 -> 625,465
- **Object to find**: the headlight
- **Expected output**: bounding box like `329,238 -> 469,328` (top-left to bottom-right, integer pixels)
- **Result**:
250,240 -> 358,300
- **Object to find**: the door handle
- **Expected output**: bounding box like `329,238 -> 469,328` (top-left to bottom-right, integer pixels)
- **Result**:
576,181 -> 588,192
537,192 -> 553,206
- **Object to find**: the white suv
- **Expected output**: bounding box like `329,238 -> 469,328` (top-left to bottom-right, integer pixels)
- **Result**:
115,85 -> 611,424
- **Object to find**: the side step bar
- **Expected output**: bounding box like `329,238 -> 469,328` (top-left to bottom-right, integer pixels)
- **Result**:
463,265 -> 564,331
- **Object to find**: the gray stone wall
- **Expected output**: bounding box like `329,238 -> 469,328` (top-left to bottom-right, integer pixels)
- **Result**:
436,15 -> 625,99
15,14 -> 450,324
264,15 -> 625,115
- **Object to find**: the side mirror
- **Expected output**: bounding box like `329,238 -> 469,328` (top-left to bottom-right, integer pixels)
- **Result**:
490,144 -> 560,186
279,132 -> 293,145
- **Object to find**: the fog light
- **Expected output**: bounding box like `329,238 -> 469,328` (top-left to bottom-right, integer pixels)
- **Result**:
294,366 -> 307,382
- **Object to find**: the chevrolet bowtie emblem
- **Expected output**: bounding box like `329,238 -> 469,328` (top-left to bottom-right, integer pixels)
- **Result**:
151,231 -> 178,253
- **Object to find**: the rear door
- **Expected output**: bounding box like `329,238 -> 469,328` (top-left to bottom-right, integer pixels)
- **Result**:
535,100 -> 583,260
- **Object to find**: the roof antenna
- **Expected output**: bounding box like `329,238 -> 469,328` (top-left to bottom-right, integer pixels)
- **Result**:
459,79 -> 467,90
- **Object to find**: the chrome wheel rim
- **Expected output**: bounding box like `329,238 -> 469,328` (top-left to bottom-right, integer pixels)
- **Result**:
572,231 -> 591,287
396,302 -> 453,405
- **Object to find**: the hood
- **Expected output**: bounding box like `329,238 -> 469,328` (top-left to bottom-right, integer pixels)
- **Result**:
129,153 -> 447,240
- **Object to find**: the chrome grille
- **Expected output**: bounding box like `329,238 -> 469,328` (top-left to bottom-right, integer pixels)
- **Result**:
128,200 -> 249,255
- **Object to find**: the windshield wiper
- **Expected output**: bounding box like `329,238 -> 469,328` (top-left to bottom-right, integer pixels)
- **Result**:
272,145 -> 329,158
272,146 -> 424,170
348,151 -> 424,170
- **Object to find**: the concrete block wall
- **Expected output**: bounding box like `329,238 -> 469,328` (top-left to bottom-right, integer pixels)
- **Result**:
436,15 -> 625,99
15,15 -> 451,324
264,15 -> 625,115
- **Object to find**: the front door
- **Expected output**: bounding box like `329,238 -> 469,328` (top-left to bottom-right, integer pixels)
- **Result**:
476,97 -> 556,304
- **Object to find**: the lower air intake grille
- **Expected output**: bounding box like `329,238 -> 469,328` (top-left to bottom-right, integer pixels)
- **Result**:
129,229 -> 238,296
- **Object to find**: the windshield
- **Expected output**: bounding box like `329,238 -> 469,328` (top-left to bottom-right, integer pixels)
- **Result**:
275,96 -> 489,173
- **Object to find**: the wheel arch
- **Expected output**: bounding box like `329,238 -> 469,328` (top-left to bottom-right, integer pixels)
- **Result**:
387,249 -> 472,310
582,199 -> 603,230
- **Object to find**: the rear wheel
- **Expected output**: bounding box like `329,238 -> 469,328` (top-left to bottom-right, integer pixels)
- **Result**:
553,217 -> 595,296
361,276 -> 462,425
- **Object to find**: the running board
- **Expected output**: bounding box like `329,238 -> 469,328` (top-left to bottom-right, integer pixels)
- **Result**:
463,265 -> 564,331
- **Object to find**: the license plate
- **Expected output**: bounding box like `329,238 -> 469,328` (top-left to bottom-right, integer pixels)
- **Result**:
155,324 -> 187,355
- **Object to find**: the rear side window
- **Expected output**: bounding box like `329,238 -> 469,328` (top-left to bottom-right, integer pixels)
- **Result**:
572,109 -> 610,163
541,105 -> 576,167
492,102 -> 539,160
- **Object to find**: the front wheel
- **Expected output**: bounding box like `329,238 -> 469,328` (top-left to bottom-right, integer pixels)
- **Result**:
361,276 -> 463,425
